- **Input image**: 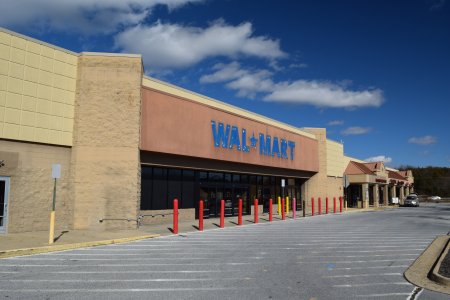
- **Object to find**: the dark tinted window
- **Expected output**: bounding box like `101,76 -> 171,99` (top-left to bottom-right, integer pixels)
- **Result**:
140,167 -> 152,210
182,170 -> 195,208
199,172 -> 208,182
224,173 -> 232,183
209,172 -> 223,182
232,174 -> 240,183
168,169 -> 182,208
152,168 -> 168,209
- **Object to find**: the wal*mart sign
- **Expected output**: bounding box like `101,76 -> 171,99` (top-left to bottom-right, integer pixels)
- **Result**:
211,120 -> 296,160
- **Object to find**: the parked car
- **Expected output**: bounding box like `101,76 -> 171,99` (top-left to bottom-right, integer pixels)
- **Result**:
429,196 -> 441,201
404,195 -> 420,207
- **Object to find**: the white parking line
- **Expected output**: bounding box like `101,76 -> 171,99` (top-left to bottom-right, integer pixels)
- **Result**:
0,278 -> 250,282
311,249 -> 424,253
296,242 -> 430,246
0,262 -> 253,267
0,270 -> 227,274
323,272 -> 402,278
334,282 -> 412,287
298,258 -> 415,263
333,265 -> 409,270
306,253 -> 420,258
267,245 -> 426,250
5,257 -> 212,261
0,287 -> 253,293
356,292 -> 411,297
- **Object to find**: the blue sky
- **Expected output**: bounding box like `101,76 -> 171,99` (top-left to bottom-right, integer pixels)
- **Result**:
1,0 -> 449,167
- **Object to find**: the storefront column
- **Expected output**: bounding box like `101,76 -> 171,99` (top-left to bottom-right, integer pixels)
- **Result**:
383,185 -> 388,206
406,186 -> 410,196
362,183 -> 369,209
399,186 -> 405,205
373,184 -> 379,208
391,185 -> 396,199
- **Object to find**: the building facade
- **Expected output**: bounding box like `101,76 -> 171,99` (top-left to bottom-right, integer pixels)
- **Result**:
0,28 -> 413,234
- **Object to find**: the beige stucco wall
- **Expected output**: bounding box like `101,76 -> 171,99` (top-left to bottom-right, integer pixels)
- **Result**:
0,140 -> 72,233
0,28 -> 77,146
70,53 -> 142,230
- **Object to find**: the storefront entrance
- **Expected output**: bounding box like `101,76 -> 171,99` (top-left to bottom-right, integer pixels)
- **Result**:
140,165 -> 307,218
0,177 -> 10,234
200,185 -> 250,217
347,184 -> 362,208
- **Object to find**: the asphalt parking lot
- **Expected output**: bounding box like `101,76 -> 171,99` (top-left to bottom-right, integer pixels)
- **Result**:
0,203 -> 449,299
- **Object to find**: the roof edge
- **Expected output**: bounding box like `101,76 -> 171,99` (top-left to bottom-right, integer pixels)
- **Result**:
80,52 -> 141,58
0,27 -> 79,56
142,75 -> 317,140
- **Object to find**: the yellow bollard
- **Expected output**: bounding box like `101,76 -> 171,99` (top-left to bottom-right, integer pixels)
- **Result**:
277,197 -> 281,215
49,211 -> 55,244
286,196 -> 289,214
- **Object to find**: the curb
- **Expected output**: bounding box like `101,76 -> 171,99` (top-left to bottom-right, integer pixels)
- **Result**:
404,235 -> 450,295
0,234 -> 160,259
430,238 -> 450,286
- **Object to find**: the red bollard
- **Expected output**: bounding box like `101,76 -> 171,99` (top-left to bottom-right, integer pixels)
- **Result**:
173,198 -> 178,234
281,198 -> 286,220
254,198 -> 259,224
292,198 -> 296,219
339,196 -> 343,213
199,200 -> 204,231
318,197 -> 321,215
333,197 -> 336,213
220,199 -> 225,228
269,198 -> 273,222
311,197 -> 315,216
326,197 -> 329,214
238,198 -> 242,226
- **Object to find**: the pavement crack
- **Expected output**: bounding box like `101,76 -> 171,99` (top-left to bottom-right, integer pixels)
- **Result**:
407,286 -> 423,300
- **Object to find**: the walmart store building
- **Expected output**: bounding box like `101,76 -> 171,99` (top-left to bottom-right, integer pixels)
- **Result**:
0,28 -> 414,234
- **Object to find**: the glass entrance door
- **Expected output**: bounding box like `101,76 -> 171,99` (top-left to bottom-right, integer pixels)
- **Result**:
234,186 -> 249,215
0,177 -> 10,234
224,187 -> 233,216
287,186 -> 302,211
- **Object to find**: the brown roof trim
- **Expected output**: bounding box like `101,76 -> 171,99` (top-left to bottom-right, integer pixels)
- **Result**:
388,170 -> 407,181
344,160 -> 374,175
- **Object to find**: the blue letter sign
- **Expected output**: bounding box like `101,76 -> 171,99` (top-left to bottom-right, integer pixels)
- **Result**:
211,120 -> 296,161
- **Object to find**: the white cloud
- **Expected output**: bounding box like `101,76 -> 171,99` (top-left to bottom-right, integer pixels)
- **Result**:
365,155 -> 392,164
226,70 -> 274,98
428,0 -> 446,11
115,20 -> 286,70
199,62 -> 248,83
289,63 -> 308,69
327,120 -> 344,126
408,135 -> 437,145
341,127 -> 372,135
200,62 -> 384,109
0,0 -> 204,34
264,81 -> 384,108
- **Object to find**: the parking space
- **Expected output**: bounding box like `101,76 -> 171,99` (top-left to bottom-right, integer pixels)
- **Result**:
0,205 -> 449,299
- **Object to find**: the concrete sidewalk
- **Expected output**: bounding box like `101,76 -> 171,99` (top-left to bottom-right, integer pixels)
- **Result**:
0,206 -> 393,258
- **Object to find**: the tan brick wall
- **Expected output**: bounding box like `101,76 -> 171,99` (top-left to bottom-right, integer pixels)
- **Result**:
139,209 -> 195,226
0,140 -> 72,233
302,128 -> 343,214
70,54 -> 142,230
